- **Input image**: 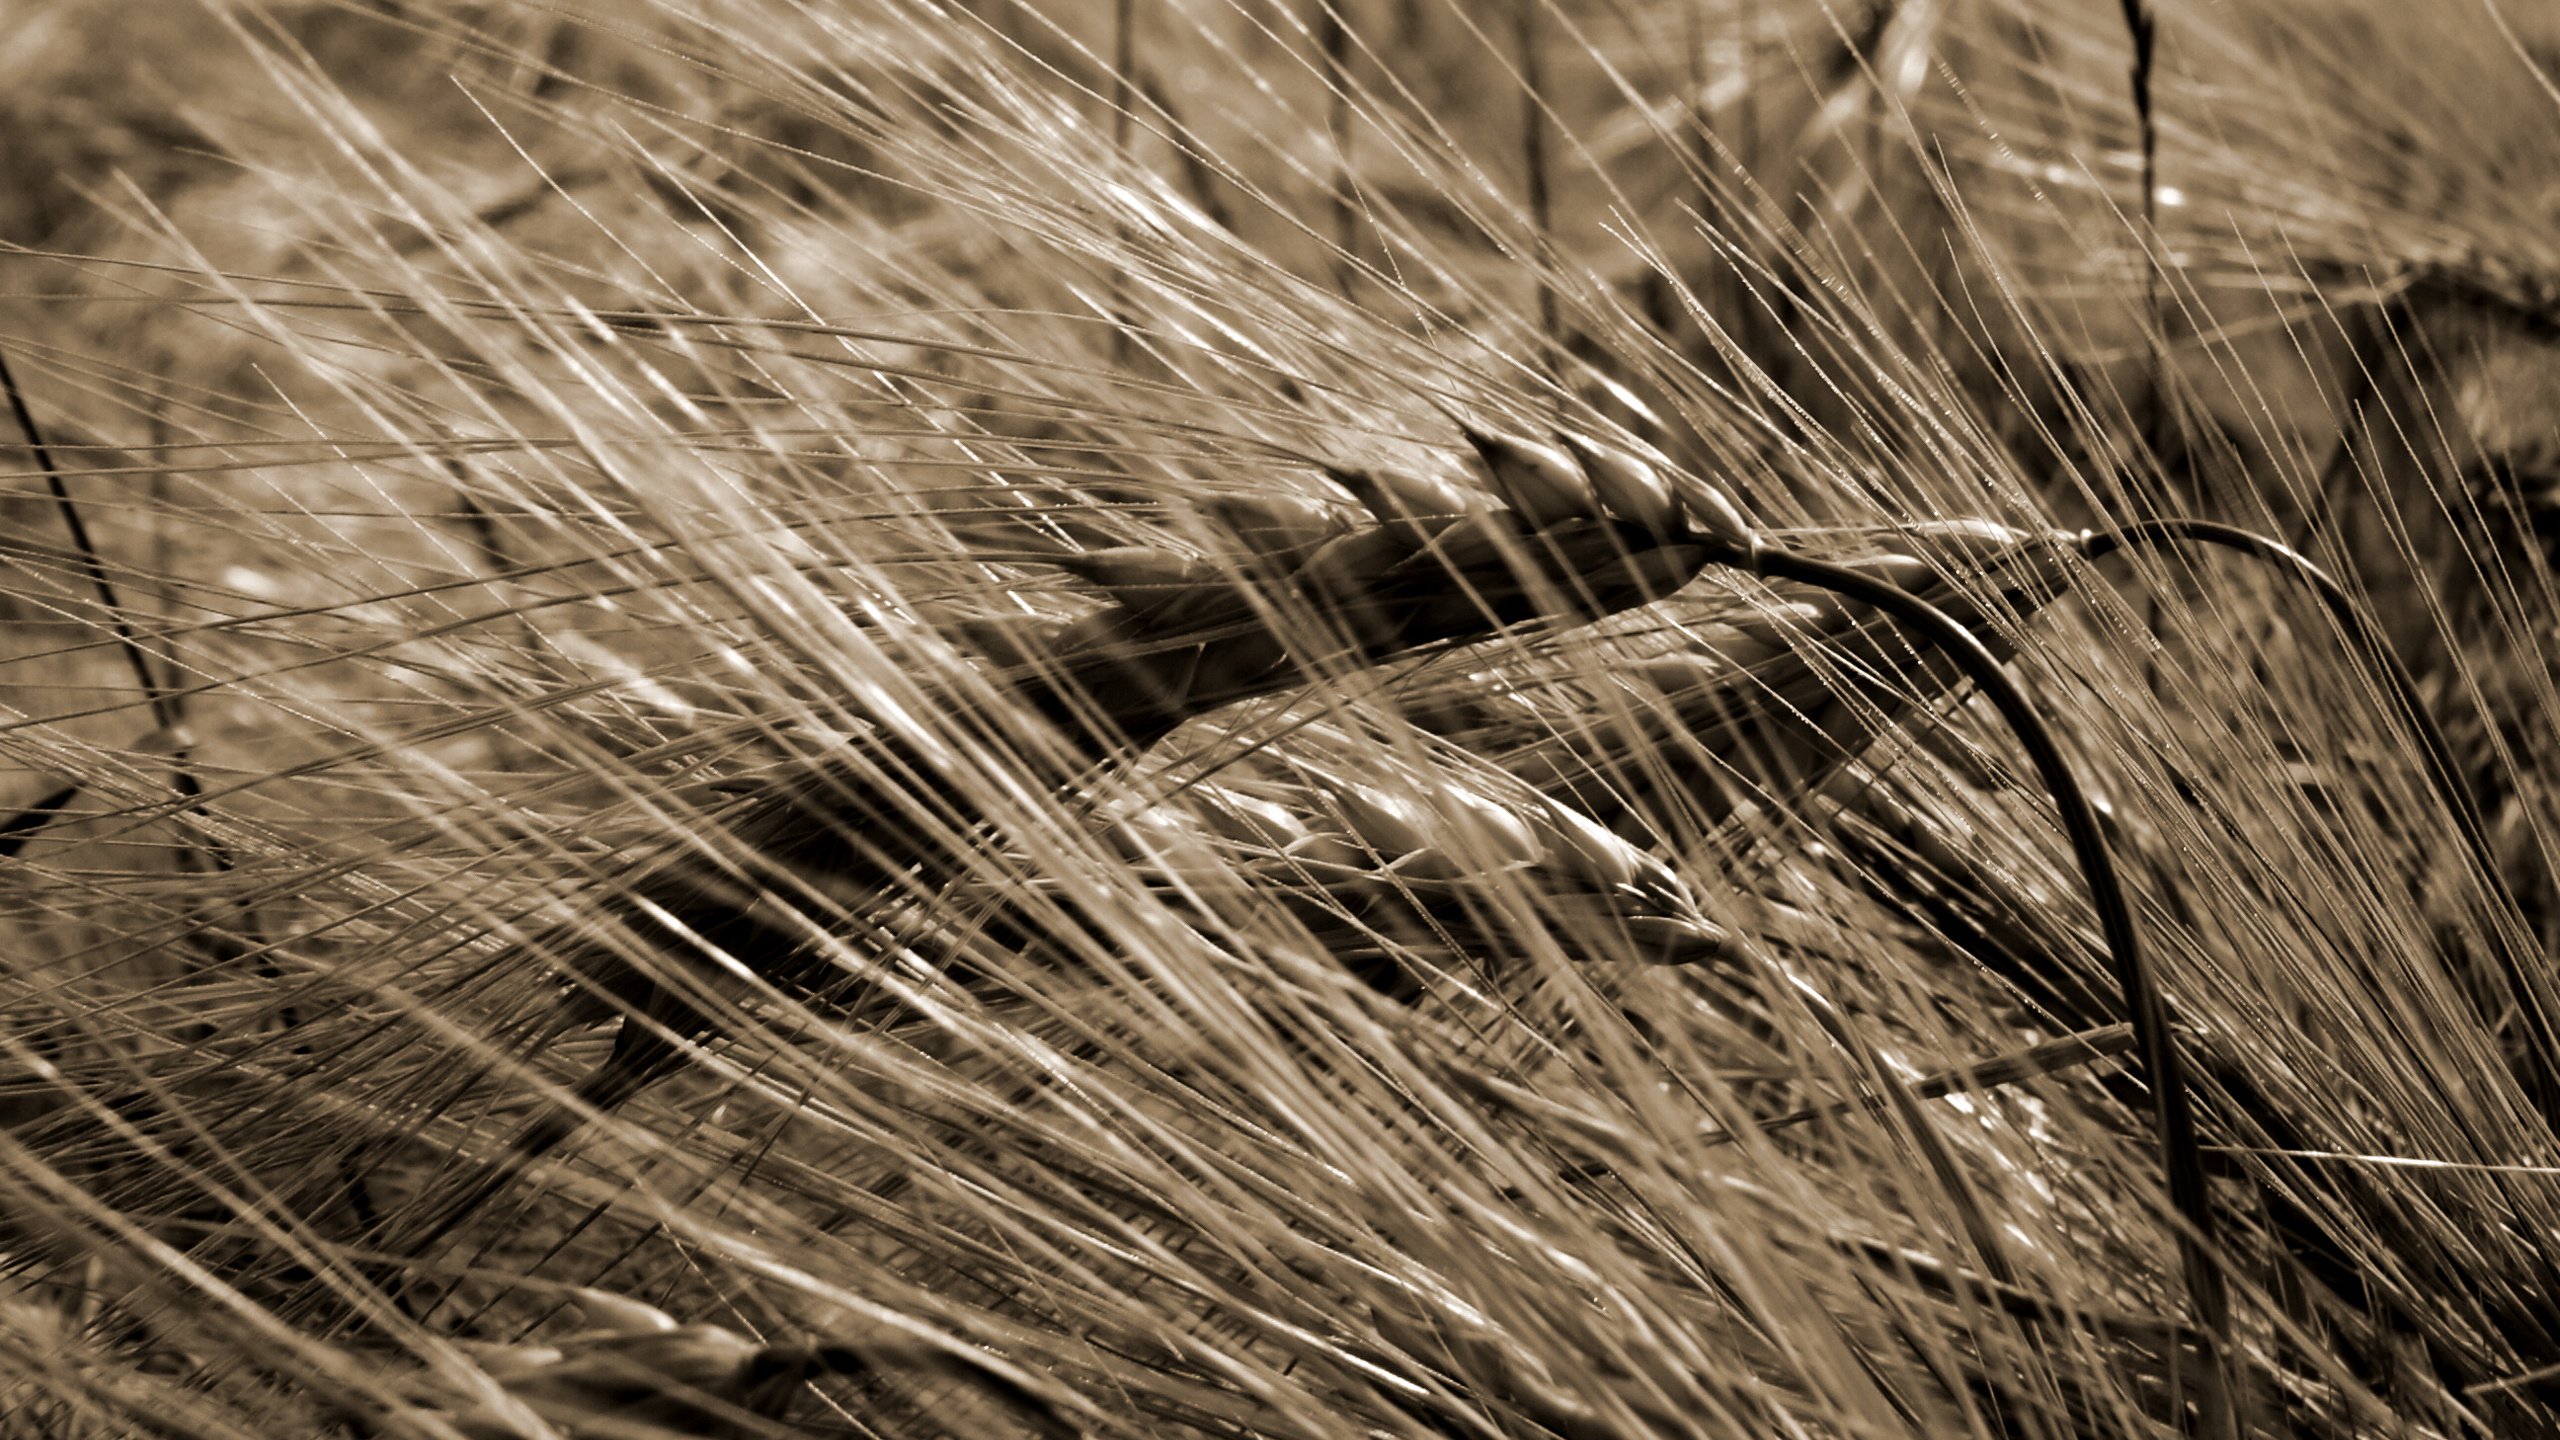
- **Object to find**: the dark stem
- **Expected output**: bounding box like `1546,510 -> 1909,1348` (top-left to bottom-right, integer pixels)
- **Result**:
1514,0 -> 1558,359
2085,518 -> 2560,1118
0,349 -> 231,886
2116,0 -> 2173,500
1112,0 -> 1135,150
1749,545 -> 2238,1437
0,784 -> 82,859
1,349 -> 159,706
1110,0 -> 1139,368
2119,0 -> 2159,339
1316,0 -> 1356,293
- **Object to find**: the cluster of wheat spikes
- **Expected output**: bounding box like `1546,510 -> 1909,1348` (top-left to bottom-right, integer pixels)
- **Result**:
3,0 -> 2559,1435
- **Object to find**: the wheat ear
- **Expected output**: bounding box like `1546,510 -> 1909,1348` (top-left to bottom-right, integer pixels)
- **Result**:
392,432 -> 1742,1264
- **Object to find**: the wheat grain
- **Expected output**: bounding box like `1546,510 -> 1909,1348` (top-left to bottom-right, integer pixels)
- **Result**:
4,0 -> 2559,1434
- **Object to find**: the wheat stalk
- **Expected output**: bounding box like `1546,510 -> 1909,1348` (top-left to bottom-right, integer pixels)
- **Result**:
4,1 -> 2558,1435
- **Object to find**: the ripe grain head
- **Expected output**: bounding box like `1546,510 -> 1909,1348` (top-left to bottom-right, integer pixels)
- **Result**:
1,2 -> 2557,1436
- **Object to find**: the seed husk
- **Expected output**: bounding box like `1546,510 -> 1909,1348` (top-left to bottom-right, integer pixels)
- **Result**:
1324,462 -> 1487,544
1466,429 -> 1600,527
1199,491 -> 1350,556
1558,432 -> 1683,537
1047,545 -> 1223,620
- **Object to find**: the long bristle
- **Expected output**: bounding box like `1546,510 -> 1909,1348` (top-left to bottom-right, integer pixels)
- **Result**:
3,2 -> 2557,1436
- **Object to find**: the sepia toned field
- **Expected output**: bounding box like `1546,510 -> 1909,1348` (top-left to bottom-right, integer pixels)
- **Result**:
3,2 -> 2559,1435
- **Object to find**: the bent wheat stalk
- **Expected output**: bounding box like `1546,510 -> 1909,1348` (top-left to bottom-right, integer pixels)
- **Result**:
399,427 -> 2245,1429
20,4 -> 2558,1432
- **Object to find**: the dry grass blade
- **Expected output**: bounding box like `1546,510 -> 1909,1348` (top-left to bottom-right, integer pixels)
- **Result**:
4,1 -> 2559,1436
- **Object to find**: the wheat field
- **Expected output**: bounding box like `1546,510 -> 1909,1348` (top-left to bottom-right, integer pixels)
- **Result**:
3,1 -> 2559,1436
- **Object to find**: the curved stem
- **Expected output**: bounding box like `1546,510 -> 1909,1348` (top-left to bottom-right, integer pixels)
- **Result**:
2085,520 -> 2497,898
2086,518 -> 2557,1112
1749,547 -> 2236,1433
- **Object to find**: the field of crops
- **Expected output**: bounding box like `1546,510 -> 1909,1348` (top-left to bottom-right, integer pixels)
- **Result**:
4,2 -> 2560,1435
